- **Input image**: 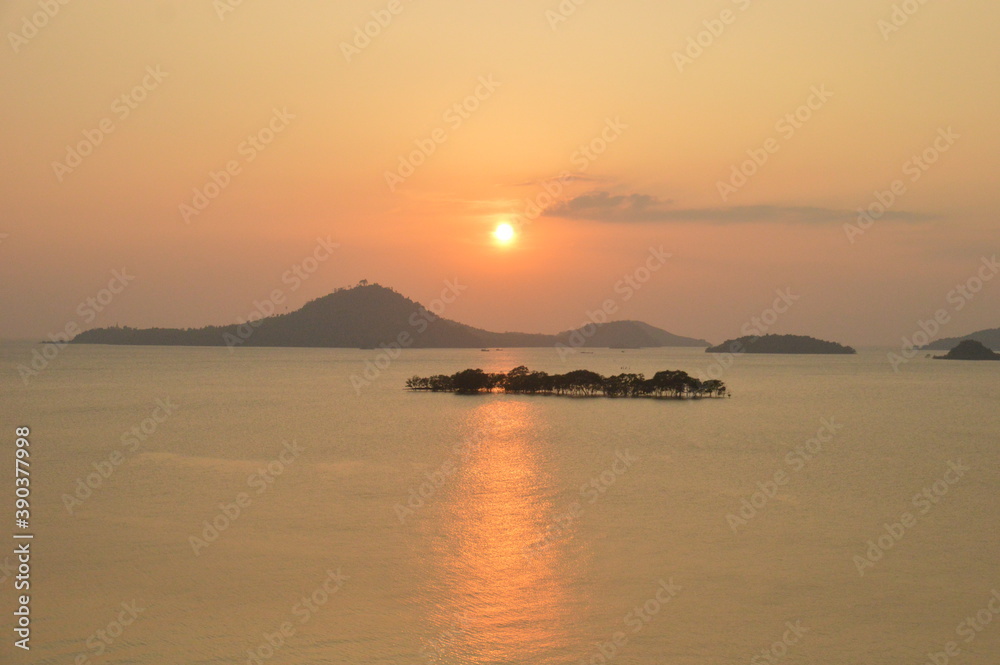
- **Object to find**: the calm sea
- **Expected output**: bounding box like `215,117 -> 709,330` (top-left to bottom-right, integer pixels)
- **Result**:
1,342 -> 998,664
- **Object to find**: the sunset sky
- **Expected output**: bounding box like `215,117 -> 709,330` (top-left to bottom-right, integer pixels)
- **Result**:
2,0 -> 998,345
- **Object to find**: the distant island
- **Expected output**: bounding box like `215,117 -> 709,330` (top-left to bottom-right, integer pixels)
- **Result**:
924,327 -> 1000,351
554,319 -> 709,349
936,340 -> 1000,361
406,365 -> 728,398
70,282 -> 709,350
705,334 -> 856,355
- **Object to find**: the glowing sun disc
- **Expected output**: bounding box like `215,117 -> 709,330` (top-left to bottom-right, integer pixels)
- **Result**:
493,222 -> 516,244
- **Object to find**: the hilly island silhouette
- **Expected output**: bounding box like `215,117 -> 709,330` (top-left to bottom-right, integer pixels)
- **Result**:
923,327 -> 1000,351
706,334 -> 857,355
70,282 -> 711,350
935,339 -> 1000,361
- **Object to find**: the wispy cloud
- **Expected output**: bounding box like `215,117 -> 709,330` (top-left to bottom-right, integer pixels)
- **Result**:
544,191 -> 937,224
511,174 -> 603,187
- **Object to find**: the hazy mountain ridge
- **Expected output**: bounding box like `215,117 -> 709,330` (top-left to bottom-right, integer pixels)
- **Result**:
555,320 -> 708,348
71,283 -> 708,349
924,327 -> 1000,351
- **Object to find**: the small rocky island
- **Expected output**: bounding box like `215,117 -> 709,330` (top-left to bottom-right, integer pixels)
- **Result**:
406,365 -> 728,398
706,334 -> 856,355
936,340 -> 1000,361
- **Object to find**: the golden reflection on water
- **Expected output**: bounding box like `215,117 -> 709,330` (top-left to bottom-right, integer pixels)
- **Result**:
426,400 -> 578,665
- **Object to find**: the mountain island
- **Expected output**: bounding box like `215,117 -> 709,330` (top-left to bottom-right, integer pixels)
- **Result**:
706,334 -> 856,355
71,282 -> 709,350
936,340 -> 1000,361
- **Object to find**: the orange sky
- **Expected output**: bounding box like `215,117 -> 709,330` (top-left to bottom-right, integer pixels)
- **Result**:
1,0 -> 998,345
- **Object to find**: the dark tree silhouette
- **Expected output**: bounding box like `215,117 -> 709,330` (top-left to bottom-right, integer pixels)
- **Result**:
450,369 -> 494,394
406,366 -> 728,400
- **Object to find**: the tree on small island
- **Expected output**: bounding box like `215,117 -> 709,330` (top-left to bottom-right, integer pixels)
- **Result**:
405,366 -> 728,399
936,339 -> 1000,361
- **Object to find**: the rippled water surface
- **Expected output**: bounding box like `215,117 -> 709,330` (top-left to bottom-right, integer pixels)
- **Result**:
1,343 -> 998,664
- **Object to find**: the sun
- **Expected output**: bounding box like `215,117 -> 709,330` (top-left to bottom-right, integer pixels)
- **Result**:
493,222 -> 516,245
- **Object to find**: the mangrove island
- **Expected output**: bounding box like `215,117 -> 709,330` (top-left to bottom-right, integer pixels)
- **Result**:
405,365 -> 728,398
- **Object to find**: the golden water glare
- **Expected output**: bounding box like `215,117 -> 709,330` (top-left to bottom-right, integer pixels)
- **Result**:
427,400 -> 579,664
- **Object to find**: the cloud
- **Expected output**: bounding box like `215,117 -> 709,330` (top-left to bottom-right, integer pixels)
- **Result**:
543,191 -> 936,224
511,174 -> 602,187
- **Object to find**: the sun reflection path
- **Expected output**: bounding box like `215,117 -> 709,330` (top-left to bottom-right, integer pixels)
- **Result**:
426,400 -> 580,665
